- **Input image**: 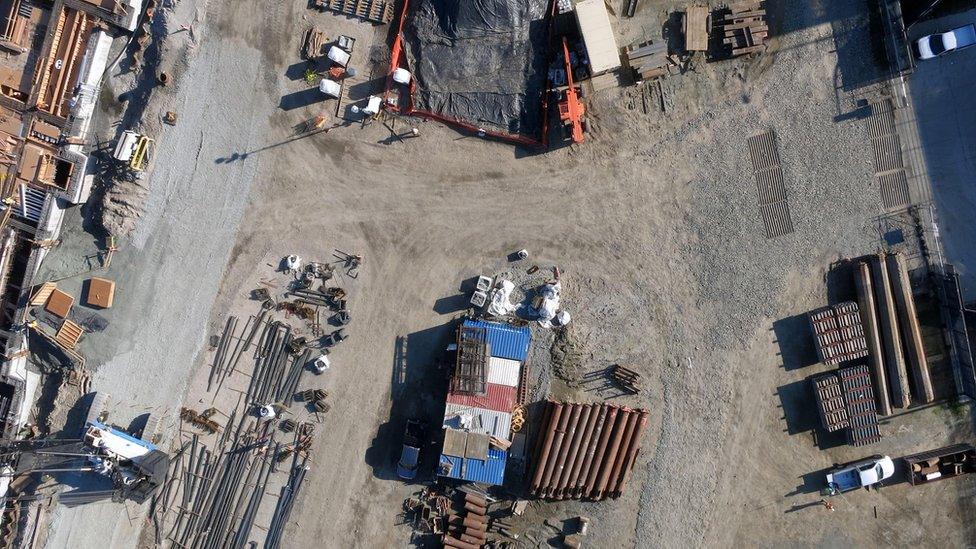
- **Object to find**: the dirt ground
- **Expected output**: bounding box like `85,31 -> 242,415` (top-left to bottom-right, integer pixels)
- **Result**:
25,0 -> 976,547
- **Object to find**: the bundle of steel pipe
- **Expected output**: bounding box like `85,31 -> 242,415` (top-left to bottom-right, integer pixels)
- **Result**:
529,401 -> 650,500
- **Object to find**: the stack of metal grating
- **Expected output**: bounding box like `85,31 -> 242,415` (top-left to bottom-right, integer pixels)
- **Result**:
808,301 -> 869,365
811,364 -> 881,447
529,401 -> 649,500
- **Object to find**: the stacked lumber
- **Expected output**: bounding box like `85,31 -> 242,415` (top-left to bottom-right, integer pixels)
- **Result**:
302,28 -> 328,60
623,39 -> 668,81
529,401 -> 650,500
317,0 -> 394,24
721,1 -> 767,57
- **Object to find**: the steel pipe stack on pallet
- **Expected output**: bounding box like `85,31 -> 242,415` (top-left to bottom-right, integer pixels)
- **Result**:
811,364 -> 882,447
808,302 -> 869,365
529,401 -> 649,500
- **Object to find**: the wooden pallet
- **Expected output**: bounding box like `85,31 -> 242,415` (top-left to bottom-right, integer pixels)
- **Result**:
624,39 -> 669,81
317,0 -> 393,24
55,319 -> 83,350
720,1 -> 767,57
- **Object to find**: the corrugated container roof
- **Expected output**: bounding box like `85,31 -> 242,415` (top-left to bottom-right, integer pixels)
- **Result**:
444,403 -> 512,441
462,320 -> 531,361
574,0 -> 621,75
487,357 -> 521,387
447,382 -> 517,413
438,447 -> 507,486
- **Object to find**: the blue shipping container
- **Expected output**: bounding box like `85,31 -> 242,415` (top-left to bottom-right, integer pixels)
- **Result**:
462,319 -> 531,361
438,447 -> 507,486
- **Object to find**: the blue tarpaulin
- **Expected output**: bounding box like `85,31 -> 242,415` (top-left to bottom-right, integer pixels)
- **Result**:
462,319 -> 531,361
438,447 -> 508,486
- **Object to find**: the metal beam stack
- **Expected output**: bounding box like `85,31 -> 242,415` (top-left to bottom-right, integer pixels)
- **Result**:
529,401 -> 649,500
852,252 -> 934,410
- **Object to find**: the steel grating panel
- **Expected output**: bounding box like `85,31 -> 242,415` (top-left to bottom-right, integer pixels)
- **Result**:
748,130 -> 794,239
759,201 -> 794,239
877,169 -> 911,210
867,100 -> 910,210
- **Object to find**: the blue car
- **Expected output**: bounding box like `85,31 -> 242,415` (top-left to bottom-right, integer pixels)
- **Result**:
396,419 -> 426,480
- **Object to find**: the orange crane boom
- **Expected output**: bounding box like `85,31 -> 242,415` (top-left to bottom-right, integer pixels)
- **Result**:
558,37 -> 585,144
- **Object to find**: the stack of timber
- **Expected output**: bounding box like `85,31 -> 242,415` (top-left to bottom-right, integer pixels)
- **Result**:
808,302 -> 869,365
302,28 -> 328,60
317,0 -> 394,24
851,252 -> 934,412
683,5 -> 711,52
623,39 -> 669,80
720,1 -> 767,57
529,401 -> 650,500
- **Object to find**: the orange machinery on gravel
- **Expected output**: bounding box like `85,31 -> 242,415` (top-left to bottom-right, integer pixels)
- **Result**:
558,37 -> 586,144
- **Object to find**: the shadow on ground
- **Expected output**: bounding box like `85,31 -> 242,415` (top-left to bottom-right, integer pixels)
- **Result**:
366,321 -> 456,480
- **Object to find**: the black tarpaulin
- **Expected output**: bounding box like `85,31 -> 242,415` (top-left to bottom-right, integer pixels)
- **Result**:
402,0 -> 549,137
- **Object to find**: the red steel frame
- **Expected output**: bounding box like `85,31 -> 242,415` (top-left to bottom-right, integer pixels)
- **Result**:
383,0 -> 553,148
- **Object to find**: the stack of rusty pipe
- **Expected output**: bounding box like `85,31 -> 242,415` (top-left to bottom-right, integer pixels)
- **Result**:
443,492 -> 488,548
529,401 -> 650,500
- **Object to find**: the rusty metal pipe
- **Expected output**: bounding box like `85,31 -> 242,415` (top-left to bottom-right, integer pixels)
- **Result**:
553,403 -> 592,499
462,516 -> 486,530
530,402 -> 563,494
464,492 -> 487,508
545,403 -> 584,498
539,403 -> 576,496
603,408 -> 641,499
461,526 -> 487,540
443,535 -> 480,549
591,408 -> 631,500
463,501 -> 487,516
563,402 -> 600,499
612,409 -> 650,497
460,533 -> 483,545
872,253 -> 911,407
582,405 -> 619,498
572,404 -> 608,498
530,401 -> 554,467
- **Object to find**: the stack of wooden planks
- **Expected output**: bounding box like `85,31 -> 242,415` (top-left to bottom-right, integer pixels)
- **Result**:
623,39 -> 668,81
317,0 -> 394,24
302,28 -> 328,60
684,5 -> 710,52
721,1 -> 767,57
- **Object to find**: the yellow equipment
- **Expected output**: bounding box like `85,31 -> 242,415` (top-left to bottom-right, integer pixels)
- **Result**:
113,130 -> 155,172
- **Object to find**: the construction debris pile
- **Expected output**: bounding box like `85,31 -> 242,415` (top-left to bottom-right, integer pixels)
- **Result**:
718,1 -> 768,57
529,401 -> 649,500
403,485 -> 521,548
148,252 -> 362,546
151,310 -> 320,547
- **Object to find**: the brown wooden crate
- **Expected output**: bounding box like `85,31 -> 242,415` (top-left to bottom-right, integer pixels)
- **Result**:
45,288 -> 73,318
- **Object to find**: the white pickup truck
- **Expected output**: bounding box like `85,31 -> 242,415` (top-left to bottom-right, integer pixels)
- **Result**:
825,455 -> 895,493
917,24 -> 976,60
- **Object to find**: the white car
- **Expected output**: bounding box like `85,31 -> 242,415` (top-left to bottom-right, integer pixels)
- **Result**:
826,455 -> 895,493
916,24 -> 976,60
